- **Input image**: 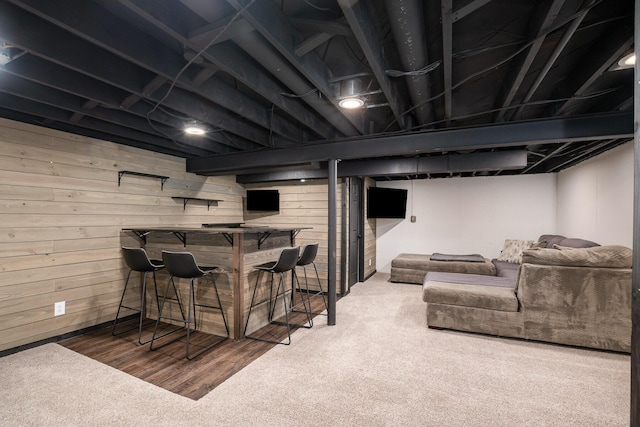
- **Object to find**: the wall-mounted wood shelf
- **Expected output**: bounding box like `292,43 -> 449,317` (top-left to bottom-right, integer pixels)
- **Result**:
172,197 -> 222,211
118,171 -> 169,190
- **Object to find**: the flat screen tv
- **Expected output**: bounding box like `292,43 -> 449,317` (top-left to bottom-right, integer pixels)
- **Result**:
246,189 -> 280,212
367,187 -> 407,219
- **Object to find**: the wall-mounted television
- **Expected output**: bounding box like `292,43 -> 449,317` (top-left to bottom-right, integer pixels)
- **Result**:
246,189 -> 280,212
367,187 -> 407,219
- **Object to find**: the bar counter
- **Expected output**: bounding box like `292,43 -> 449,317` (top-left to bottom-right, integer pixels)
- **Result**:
123,225 -> 310,339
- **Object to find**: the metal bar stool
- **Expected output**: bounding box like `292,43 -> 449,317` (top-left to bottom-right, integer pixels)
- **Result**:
112,247 -> 170,345
150,251 -> 229,360
293,243 -> 328,316
244,246 -> 312,345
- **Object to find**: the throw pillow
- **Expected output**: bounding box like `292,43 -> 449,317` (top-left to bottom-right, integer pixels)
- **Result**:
498,239 -> 534,264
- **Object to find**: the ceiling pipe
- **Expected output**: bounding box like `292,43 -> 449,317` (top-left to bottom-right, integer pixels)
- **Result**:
385,0 -> 433,126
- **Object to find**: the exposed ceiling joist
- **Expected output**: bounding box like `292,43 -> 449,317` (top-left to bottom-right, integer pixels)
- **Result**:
188,112 -> 633,175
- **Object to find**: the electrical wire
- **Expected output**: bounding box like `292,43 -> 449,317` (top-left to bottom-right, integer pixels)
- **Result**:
411,88 -> 618,131
383,0 -> 607,132
385,60 -> 441,77
281,88 -> 320,98
303,0 -> 332,12
145,0 -> 256,141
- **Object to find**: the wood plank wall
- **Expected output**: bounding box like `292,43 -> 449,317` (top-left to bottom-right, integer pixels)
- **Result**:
363,177 -> 377,279
0,118 -> 245,352
243,181 -> 343,296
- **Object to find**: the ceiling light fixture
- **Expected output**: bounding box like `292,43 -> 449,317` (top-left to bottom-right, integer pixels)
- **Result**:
184,121 -> 207,135
338,78 -> 365,109
618,52 -> 635,68
610,52 -> 636,71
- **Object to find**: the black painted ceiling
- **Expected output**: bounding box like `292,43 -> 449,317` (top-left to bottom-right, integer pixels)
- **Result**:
0,0 -> 634,180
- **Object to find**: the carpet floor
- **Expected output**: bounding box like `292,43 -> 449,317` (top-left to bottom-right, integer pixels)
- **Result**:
0,273 -> 630,426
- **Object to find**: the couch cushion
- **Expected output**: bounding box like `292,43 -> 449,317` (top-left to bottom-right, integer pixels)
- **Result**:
521,245 -> 632,268
555,237 -> 600,248
497,239 -> 534,263
423,281 -> 519,312
492,259 -> 520,279
425,271 -> 515,288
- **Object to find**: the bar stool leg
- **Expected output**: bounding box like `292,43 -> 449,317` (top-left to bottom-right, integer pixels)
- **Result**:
244,270 -> 263,337
185,273 -> 229,360
112,269 -> 157,344
290,270 -> 313,328
149,276 -> 188,351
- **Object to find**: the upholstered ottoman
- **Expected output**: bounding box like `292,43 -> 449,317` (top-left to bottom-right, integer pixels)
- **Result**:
390,253 -> 497,284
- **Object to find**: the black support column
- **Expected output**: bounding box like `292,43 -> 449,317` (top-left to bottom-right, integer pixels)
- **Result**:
631,0 -> 639,423
328,158 -> 338,325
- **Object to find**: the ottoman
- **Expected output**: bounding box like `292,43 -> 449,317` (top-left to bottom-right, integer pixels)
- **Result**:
389,253 -> 496,284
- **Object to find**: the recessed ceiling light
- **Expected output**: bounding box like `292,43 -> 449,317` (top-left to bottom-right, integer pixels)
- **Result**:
620,53 -> 635,67
338,97 -> 365,109
611,52 -> 636,71
184,121 -> 206,135
338,77 -> 366,109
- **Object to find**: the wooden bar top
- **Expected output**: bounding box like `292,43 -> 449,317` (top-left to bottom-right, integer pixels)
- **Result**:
123,225 -> 311,234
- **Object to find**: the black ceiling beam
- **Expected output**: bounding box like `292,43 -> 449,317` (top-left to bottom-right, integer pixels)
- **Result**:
0,55 -> 245,153
236,150 -> 527,183
225,0 -> 366,134
553,24 -> 633,116
0,73 -> 227,154
118,0 -> 339,140
0,92 -> 214,157
510,0 -> 593,121
495,0 -> 565,122
451,0 -> 494,22
229,31 -> 361,138
0,0 -> 276,148
0,106 -> 191,158
188,112 -> 633,175
7,0 -> 314,144
338,0 -> 407,128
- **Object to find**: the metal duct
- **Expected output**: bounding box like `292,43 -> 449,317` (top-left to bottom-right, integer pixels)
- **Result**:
385,0 -> 433,125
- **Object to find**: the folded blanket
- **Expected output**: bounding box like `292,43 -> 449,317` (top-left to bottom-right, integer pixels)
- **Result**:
430,253 -> 485,263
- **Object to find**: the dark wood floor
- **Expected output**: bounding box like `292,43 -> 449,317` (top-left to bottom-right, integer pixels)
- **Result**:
60,294 -> 328,400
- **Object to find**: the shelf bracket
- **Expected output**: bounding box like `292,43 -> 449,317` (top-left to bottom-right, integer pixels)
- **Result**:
172,197 -> 221,211
128,230 -> 150,244
257,231 -> 272,249
118,171 -> 169,190
172,231 -> 187,247
222,232 -> 234,246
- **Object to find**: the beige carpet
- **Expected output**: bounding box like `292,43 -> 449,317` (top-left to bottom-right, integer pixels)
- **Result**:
0,273 -> 630,426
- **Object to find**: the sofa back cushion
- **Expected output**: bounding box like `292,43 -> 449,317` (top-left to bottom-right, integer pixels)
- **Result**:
537,234 -> 599,249
521,245 -> 632,268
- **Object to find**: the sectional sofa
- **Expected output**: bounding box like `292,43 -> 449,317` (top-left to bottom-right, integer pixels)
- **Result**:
421,237 -> 632,352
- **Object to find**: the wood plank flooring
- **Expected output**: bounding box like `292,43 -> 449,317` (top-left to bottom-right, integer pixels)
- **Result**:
60,294 -> 330,400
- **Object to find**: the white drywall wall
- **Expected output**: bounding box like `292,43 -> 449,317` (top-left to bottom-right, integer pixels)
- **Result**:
375,174 -> 557,273
556,142 -> 633,248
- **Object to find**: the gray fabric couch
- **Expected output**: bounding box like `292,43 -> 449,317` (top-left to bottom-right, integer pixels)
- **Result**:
423,244 -> 632,352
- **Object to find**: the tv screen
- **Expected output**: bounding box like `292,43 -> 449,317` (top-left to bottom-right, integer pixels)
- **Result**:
367,187 -> 407,219
246,190 -> 279,212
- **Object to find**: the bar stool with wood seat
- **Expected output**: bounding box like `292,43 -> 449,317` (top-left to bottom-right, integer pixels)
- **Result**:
150,251 -> 229,360
112,247 -> 167,345
293,243 -> 328,316
244,246 -> 312,345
